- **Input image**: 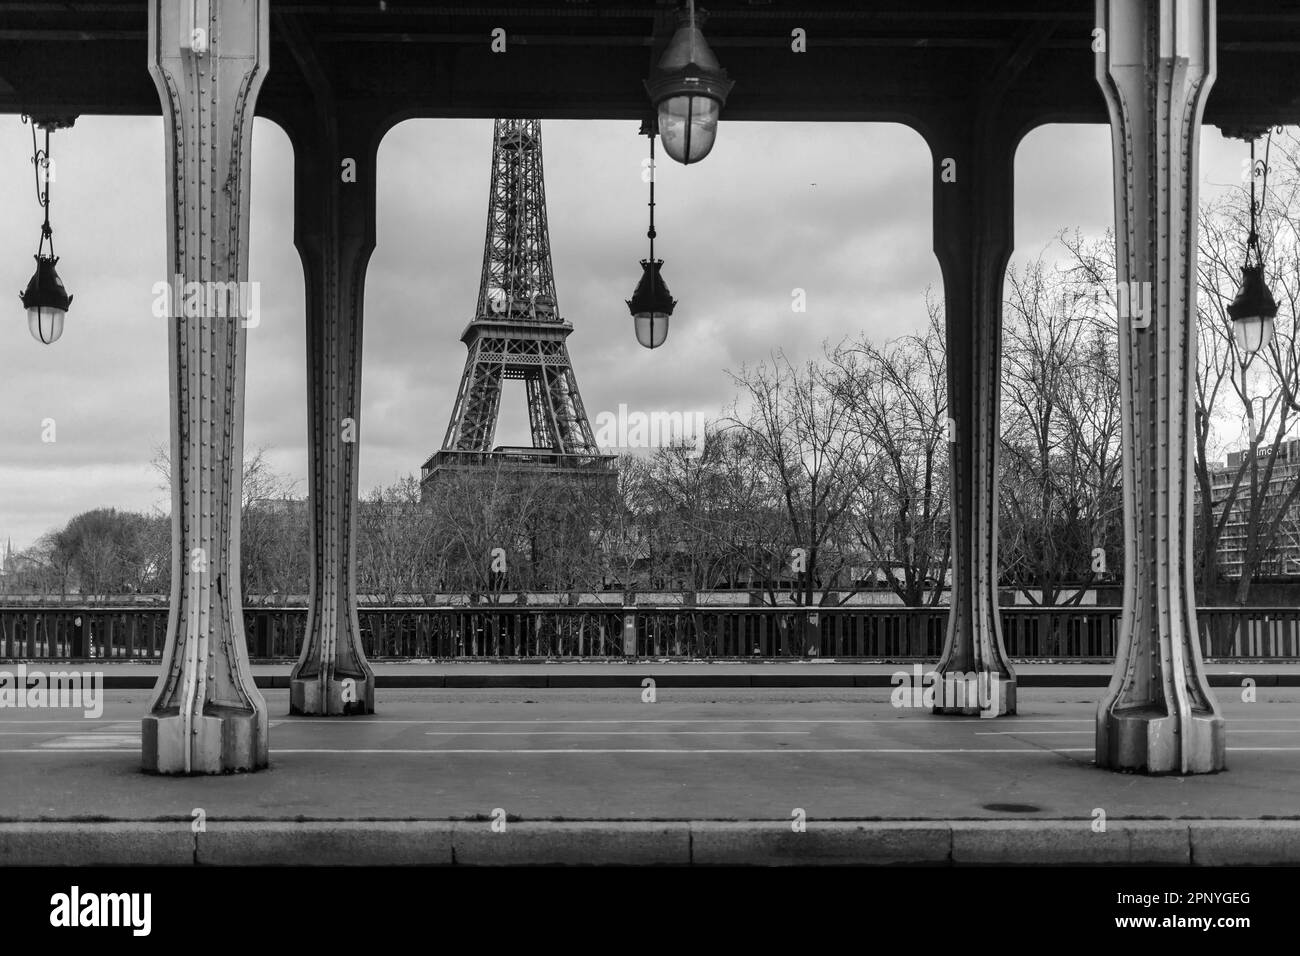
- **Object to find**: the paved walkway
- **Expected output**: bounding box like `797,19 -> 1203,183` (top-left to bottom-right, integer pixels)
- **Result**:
1,687 -> 1298,863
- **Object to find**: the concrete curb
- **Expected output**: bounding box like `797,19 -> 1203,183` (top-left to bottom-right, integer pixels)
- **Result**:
1189,820 -> 1300,865
5,819 -> 1300,866
950,821 -> 1191,865
198,821 -> 455,866
691,821 -> 950,865
0,823 -> 194,866
451,821 -> 690,865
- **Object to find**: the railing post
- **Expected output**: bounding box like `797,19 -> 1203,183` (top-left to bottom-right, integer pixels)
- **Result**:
73,613 -> 90,659
622,606 -> 637,658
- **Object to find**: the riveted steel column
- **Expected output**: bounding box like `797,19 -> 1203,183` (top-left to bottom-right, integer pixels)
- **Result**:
1095,0 -> 1224,773
142,0 -> 269,773
927,112 -> 1018,717
286,97 -> 378,715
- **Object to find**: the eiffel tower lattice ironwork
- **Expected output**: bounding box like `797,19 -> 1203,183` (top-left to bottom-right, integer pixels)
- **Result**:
423,119 -> 614,488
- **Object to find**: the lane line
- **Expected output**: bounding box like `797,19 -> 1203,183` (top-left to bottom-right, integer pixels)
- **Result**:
0,749 -> 138,754
0,720 -> 138,725
271,747 -> 1097,755
421,730 -> 812,736
1179,728 -> 1300,734
7,716 -> 1300,726
0,717 -> 133,723
285,717 -> 1300,726
0,725 -> 138,735
6,745 -> 1300,755
281,718 -> 1093,725
977,728 -> 1300,735
0,747 -> 1085,755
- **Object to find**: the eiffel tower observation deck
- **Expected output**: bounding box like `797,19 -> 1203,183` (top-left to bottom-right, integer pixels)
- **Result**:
421,119 -> 616,492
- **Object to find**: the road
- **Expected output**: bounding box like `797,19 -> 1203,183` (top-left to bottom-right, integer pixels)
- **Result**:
3,687 -> 1299,822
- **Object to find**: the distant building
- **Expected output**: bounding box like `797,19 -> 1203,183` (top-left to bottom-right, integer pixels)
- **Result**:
1200,439 -> 1300,577
0,537 -> 14,586
247,497 -> 307,516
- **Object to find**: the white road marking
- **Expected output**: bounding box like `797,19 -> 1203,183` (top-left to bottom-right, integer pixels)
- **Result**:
978,727 -> 1300,735
1177,728 -> 1300,734
271,747 -> 1097,755
5,745 -> 1300,756
0,723 -> 132,728
251,746 -> 1300,755
284,718 -> 1094,725
0,722 -> 139,737
422,730 -> 811,736
38,734 -> 141,749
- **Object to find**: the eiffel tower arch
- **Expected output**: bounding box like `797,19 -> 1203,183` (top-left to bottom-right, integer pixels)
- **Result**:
421,119 -> 616,492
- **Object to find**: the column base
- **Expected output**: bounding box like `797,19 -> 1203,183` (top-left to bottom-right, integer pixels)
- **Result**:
290,674 -> 375,716
1096,705 -> 1226,774
142,706 -> 268,775
931,671 -> 1017,717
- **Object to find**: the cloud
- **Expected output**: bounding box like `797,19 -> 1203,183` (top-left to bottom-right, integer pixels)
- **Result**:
0,114 -> 1253,550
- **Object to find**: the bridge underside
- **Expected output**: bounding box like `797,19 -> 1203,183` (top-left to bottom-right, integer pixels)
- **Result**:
3,1 -> 1299,130
0,1 -> 1287,774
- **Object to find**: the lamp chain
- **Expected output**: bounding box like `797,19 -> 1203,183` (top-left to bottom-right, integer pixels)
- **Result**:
25,117 -> 55,258
648,130 -> 657,293
1248,130 -> 1275,269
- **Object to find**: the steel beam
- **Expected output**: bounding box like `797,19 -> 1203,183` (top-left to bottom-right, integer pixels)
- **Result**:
142,0 -> 270,774
282,18 -> 378,716
926,109 -> 1020,717
1095,0 -> 1225,774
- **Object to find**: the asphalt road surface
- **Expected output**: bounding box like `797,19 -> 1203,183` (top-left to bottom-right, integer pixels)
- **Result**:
3,688 -> 1299,822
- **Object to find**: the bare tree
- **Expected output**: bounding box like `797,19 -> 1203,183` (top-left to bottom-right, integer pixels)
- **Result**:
428,464 -> 548,606
357,475 -> 441,604
832,294 -> 950,607
724,348 -> 867,614
1193,131 -> 1300,603
1064,225 -> 1234,599
999,253 -> 1123,605
150,442 -> 307,598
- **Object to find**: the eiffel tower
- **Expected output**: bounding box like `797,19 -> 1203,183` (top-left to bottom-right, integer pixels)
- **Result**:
421,119 -> 615,492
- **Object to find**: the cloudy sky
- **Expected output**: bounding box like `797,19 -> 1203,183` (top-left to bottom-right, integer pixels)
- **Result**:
0,115 -> 1249,551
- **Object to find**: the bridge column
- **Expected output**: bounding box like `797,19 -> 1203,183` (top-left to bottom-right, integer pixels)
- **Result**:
927,111 -> 1019,717
1095,0 -> 1224,773
282,29 -> 378,715
142,0 -> 270,773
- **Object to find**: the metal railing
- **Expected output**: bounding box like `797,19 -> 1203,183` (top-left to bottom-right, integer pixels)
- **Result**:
2,604 -> 1298,662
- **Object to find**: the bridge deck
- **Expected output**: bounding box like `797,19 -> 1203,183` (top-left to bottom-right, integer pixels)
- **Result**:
4,688 -> 1299,824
